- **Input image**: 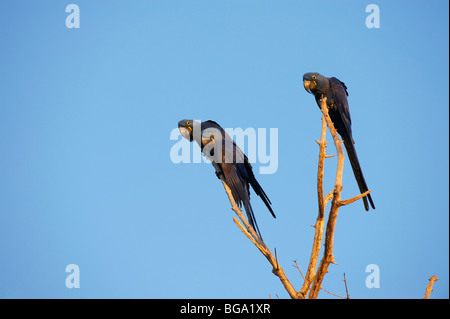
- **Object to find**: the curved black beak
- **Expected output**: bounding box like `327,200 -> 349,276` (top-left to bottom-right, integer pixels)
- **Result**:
303,79 -> 316,94
178,120 -> 193,141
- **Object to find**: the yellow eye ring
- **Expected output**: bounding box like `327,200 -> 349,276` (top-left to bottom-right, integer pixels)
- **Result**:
186,121 -> 191,125
312,75 -> 317,79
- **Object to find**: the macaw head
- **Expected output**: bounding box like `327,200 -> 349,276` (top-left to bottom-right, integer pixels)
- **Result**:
178,119 -> 194,141
303,72 -> 328,94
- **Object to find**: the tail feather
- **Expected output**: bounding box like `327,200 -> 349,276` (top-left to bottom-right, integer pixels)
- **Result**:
343,139 -> 375,211
243,201 -> 263,240
249,176 -> 276,218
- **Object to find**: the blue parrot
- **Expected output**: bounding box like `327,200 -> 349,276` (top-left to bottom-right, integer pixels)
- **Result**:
178,119 -> 276,238
303,72 -> 375,211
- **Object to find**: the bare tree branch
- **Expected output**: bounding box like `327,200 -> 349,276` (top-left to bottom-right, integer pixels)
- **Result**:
221,180 -> 266,248
340,190 -> 371,206
309,97 -> 345,299
232,217 -> 267,254
222,181 -> 300,299
423,275 -> 439,299
298,114 -> 328,298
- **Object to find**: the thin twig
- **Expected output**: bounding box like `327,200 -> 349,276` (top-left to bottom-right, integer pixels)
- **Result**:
323,288 -> 347,299
293,260 -> 306,281
343,273 -> 350,299
322,273 -> 349,299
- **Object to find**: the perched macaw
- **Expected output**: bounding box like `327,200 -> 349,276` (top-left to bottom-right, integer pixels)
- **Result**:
303,72 -> 375,211
178,119 -> 276,238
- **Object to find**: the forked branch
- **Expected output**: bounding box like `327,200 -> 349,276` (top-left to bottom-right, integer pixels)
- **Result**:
308,97 -> 346,298
298,113 -> 328,298
221,181 -> 299,299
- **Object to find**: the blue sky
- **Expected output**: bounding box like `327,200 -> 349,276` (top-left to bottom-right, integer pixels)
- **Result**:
0,1 -> 448,299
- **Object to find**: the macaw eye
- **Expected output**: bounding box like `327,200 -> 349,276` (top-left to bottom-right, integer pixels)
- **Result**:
312,75 -> 317,79
186,121 -> 191,125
